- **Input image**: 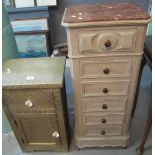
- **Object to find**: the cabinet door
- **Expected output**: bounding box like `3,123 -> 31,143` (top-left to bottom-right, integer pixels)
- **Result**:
13,113 -> 61,151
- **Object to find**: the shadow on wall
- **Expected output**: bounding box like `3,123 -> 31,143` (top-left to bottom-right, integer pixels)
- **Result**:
49,0 -> 150,44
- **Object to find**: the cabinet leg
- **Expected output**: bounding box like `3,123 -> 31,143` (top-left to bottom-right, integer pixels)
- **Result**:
136,103 -> 152,155
136,146 -> 144,155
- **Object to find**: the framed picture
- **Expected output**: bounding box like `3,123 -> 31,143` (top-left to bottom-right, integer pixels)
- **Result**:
13,0 -> 34,8
11,18 -> 50,58
15,34 -> 48,58
11,18 -> 49,32
36,0 -> 57,6
12,0 -> 57,8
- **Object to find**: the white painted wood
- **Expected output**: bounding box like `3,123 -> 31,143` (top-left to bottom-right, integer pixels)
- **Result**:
81,80 -> 130,97
82,97 -> 127,112
79,28 -> 137,53
65,26 -> 147,58
76,134 -> 129,148
80,59 -> 131,78
83,113 -> 124,125
84,125 -> 122,136
62,12 -> 150,148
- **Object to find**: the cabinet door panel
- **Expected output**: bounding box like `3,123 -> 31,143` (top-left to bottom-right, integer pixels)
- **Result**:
14,113 -> 61,151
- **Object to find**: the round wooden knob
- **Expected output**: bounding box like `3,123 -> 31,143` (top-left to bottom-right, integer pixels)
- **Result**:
103,88 -> 108,93
101,118 -> 106,123
104,40 -> 111,48
102,104 -> 107,109
101,130 -> 106,135
103,68 -> 110,74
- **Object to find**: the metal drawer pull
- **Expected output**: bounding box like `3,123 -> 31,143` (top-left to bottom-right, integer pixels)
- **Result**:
25,100 -> 33,107
52,131 -> 60,138
104,40 -> 111,48
103,68 -> 110,74
102,104 -> 107,109
101,118 -> 106,123
101,130 -> 106,135
103,88 -> 108,93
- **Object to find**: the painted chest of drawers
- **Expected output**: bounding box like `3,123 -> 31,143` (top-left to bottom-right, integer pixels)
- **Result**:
62,3 -> 151,148
2,57 -> 69,152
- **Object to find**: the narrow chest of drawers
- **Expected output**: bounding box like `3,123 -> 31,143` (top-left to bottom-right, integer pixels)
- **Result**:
62,3 -> 151,148
2,57 -> 69,152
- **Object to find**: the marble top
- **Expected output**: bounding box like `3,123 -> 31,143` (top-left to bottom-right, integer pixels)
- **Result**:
3,57 -> 66,89
63,3 -> 151,23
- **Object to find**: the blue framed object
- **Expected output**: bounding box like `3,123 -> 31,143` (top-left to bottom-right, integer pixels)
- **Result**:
11,18 -> 49,58
15,34 -> 48,58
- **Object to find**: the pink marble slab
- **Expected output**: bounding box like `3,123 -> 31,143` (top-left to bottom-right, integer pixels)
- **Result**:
63,3 -> 151,23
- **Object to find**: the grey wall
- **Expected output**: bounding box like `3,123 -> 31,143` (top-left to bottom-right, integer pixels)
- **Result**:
49,0 -> 150,45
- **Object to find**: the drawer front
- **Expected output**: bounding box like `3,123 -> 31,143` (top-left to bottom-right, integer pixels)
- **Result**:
83,113 -> 124,126
78,28 -> 137,53
81,81 -> 129,97
3,89 -> 54,111
82,97 -> 127,112
80,60 -> 131,78
85,125 -> 122,136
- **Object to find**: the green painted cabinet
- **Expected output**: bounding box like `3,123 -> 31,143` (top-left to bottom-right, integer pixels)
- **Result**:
3,57 -> 69,152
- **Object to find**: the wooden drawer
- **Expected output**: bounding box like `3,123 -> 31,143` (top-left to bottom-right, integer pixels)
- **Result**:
83,113 -> 124,126
85,125 -> 122,136
81,80 -> 129,97
78,28 -> 137,53
82,97 -> 127,112
3,89 -> 54,112
80,59 -> 131,78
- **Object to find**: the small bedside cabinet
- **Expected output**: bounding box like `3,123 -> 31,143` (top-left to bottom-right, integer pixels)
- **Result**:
2,57 -> 69,152
62,3 -> 151,148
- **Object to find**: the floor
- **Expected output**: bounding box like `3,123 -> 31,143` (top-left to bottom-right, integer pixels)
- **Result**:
2,62 -> 152,155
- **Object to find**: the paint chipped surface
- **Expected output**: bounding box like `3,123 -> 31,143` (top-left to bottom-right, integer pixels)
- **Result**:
63,3 -> 151,23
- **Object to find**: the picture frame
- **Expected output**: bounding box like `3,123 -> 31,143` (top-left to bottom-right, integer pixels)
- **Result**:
15,33 -> 48,58
11,18 -> 50,58
12,0 -> 57,8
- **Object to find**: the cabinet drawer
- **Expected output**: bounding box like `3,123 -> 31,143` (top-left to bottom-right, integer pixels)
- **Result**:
80,60 -> 131,78
82,97 -> 127,112
85,125 -> 122,136
81,81 -> 129,97
78,28 -> 137,53
3,89 -> 54,111
83,113 -> 124,126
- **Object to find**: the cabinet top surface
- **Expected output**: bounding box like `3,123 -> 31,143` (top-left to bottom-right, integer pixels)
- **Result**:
2,57 -> 66,89
62,3 -> 151,26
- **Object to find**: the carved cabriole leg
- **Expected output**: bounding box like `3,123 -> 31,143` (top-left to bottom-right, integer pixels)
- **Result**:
136,102 -> 152,155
